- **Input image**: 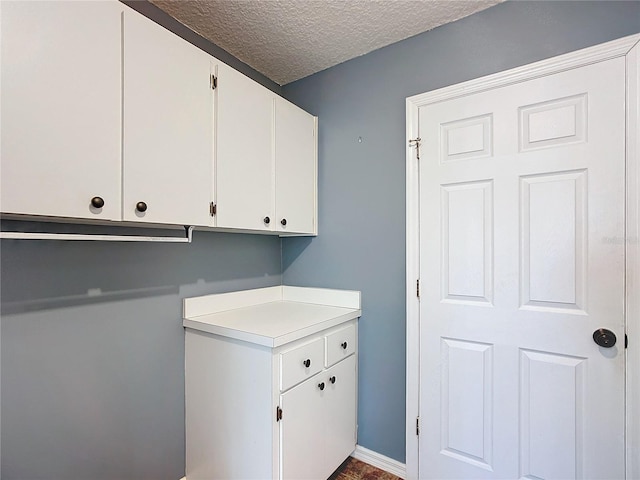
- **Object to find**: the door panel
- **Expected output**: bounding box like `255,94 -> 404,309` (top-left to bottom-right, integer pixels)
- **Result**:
419,57 -> 625,479
521,171 -> 587,311
519,349 -> 586,480
441,180 -> 493,304
440,339 -> 493,471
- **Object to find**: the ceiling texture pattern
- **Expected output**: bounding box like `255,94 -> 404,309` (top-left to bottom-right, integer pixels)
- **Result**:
150,0 -> 503,85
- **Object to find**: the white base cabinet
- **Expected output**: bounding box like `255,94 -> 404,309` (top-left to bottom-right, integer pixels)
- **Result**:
183,286 -> 361,480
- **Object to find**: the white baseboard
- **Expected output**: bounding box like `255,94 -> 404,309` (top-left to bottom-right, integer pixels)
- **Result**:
180,445 -> 407,480
351,444 -> 407,479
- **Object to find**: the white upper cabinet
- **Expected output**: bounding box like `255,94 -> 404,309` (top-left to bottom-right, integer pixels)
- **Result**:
122,10 -> 214,227
1,1 -> 122,221
1,1 -> 317,236
215,71 -> 318,235
274,98 -> 317,235
215,62 -> 274,232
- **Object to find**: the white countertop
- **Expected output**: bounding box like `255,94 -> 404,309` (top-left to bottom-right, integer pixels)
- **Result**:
183,286 -> 361,347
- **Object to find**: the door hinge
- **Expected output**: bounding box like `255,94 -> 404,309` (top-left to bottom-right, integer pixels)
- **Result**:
625,333 -> 628,349
276,406 -> 283,422
210,202 -> 217,216
409,137 -> 421,160
416,279 -> 420,298
210,74 -> 217,90
416,416 -> 420,436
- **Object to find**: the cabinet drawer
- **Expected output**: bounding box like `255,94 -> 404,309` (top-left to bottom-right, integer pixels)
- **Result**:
325,324 -> 356,367
280,337 -> 324,391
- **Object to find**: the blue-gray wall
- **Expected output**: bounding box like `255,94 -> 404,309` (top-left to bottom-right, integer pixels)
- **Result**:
281,0 -> 640,463
1,223 -> 281,480
0,2 -> 282,479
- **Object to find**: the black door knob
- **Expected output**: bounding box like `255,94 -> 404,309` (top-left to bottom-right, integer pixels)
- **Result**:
136,202 -> 147,213
341,342 -> 348,350
593,328 -> 617,348
91,196 -> 104,209
303,359 -> 311,368
263,216 -> 270,224
281,219 -> 287,226
329,376 -> 336,384
318,382 -> 325,391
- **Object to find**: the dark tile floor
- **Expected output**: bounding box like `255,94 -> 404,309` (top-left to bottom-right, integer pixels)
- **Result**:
328,457 -> 402,480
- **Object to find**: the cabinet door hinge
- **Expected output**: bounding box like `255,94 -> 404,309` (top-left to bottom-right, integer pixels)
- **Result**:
626,333 -> 628,349
416,279 -> 420,298
210,202 -> 217,216
210,74 -> 218,90
416,416 -> 420,436
276,406 -> 283,422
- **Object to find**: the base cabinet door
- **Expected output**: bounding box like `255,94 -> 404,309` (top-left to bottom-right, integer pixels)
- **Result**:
279,355 -> 357,480
323,355 -> 357,477
280,374 -> 326,480
122,9 -> 214,226
0,1 -> 122,220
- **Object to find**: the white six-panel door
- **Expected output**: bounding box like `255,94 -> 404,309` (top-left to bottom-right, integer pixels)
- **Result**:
418,57 -> 626,479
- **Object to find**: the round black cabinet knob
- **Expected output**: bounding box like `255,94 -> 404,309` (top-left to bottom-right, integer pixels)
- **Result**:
329,376 -> 336,384
593,328 -> 617,348
281,219 -> 287,226
318,382 -> 325,391
91,196 -> 105,209
341,341 -> 348,350
136,202 -> 147,213
303,359 -> 311,368
263,216 -> 270,225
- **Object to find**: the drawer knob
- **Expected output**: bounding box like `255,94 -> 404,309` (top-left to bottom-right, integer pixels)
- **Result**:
330,376 -> 336,384
136,201 -> 148,213
303,359 -> 311,368
91,196 -> 105,209
341,341 -> 348,350
264,216 -> 270,224
281,218 -> 287,226
318,382 -> 325,391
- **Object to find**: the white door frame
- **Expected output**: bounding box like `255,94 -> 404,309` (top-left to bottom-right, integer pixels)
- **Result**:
405,34 -> 640,480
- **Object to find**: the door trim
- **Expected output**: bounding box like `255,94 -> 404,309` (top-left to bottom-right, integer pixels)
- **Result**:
625,37 -> 640,480
405,33 -> 640,480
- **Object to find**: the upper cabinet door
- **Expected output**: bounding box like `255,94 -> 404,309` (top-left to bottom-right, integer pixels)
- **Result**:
122,10 -> 213,226
215,62 -> 274,231
0,1 -> 122,220
274,98 -> 317,235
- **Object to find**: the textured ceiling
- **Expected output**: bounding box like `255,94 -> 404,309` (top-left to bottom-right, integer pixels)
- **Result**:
150,0 -> 504,85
